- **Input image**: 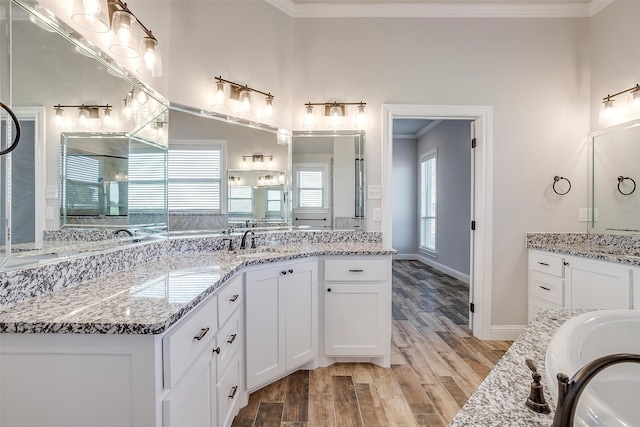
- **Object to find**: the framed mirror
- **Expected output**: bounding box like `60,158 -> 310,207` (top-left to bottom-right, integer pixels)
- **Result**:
0,0 -> 169,270
292,131 -> 365,230
168,104 -> 290,233
588,118 -> 640,234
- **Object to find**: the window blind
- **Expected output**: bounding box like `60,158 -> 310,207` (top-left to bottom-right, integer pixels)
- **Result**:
297,169 -> 324,208
420,151 -> 437,251
168,149 -> 221,211
228,186 -> 253,214
129,152 -> 166,210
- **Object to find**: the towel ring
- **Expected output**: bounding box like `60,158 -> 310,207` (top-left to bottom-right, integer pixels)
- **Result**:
553,176 -> 571,195
617,176 -> 636,195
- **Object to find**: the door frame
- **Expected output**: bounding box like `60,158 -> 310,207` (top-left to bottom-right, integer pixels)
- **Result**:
381,104 -> 493,340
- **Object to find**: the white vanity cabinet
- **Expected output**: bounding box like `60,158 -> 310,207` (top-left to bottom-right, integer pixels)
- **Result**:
245,259 -> 318,391
323,256 -> 392,359
528,250 -> 638,322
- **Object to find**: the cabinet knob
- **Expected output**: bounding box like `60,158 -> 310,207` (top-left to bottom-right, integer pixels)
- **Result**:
327,288 -> 332,292
281,271 -> 287,275
229,294 -> 239,302
213,347 -> 221,355
194,327 -> 209,341
228,386 -> 238,399
563,262 -> 569,266
288,269 -> 294,273
227,333 -> 237,344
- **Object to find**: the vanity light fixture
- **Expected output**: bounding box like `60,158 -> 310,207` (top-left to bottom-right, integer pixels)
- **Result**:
241,154 -> 275,170
71,0 -> 110,33
303,101 -> 369,130
53,103 -> 113,129
153,120 -> 167,139
600,83 -> 640,124
212,76 -> 275,121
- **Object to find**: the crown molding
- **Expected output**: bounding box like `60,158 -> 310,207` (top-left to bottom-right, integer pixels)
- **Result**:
265,0 -> 615,18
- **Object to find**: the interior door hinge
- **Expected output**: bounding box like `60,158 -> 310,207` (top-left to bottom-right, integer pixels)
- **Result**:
471,220 -> 476,231
471,138 -> 476,148
469,302 -> 475,313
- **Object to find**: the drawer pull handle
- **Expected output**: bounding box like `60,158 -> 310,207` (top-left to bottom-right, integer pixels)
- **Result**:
213,347 -> 221,355
227,333 -> 237,344
539,286 -> 550,291
349,269 -> 364,273
229,294 -> 239,302
228,386 -> 238,399
194,327 -> 210,341
537,262 -> 549,266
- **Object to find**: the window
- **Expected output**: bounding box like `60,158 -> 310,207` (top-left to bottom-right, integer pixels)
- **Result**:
167,147 -> 222,211
266,189 -> 283,217
228,186 -> 253,217
294,164 -> 327,210
64,155 -> 102,214
420,149 -> 437,253
128,151 -> 166,211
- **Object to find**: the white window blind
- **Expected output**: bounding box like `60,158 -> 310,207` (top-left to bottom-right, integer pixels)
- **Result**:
266,190 -> 282,212
296,168 -> 325,208
64,155 -> 102,212
228,186 -> 253,214
129,152 -> 166,210
168,149 -> 221,211
420,150 -> 437,252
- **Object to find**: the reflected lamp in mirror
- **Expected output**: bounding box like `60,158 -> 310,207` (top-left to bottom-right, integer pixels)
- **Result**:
53,104 -> 113,131
302,101 -> 369,130
211,76 -> 275,123
242,154 -> 274,170
599,83 -> 640,126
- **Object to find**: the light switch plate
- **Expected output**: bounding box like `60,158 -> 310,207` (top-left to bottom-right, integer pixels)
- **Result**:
45,207 -> 54,220
45,185 -> 58,199
372,207 -> 382,221
368,185 -> 381,200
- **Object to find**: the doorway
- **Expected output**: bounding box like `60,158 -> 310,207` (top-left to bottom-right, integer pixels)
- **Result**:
382,104 -> 493,340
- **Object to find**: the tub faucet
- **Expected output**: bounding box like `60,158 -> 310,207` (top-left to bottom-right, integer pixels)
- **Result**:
551,353 -> 640,427
240,230 -> 255,249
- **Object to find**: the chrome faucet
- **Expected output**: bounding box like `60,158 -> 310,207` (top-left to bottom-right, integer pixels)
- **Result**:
240,230 -> 255,249
551,353 -> 640,426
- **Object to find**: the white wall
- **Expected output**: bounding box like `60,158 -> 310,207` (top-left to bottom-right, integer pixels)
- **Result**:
417,120 -> 471,277
392,137 -> 418,255
292,17 -> 590,326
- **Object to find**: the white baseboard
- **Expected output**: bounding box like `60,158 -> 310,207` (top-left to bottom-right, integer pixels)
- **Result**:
488,325 -> 526,341
392,253 -> 418,260
416,255 -> 470,284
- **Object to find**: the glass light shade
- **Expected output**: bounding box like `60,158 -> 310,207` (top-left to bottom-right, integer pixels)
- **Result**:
328,105 -> 344,129
76,107 -> 91,129
110,11 -> 141,58
303,105 -> 317,129
121,97 -> 133,122
355,104 -> 369,129
599,98 -> 622,125
277,128 -> 291,145
71,0 -> 110,33
54,108 -> 65,127
102,107 -> 113,129
242,157 -> 248,170
212,82 -> 228,110
134,88 -> 149,105
238,89 -> 253,116
154,121 -> 166,139
629,87 -> 640,111
137,37 -> 163,77
262,97 -> 275,121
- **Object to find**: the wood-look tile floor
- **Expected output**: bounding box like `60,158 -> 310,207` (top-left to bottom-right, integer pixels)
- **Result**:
232,260 -> 512,427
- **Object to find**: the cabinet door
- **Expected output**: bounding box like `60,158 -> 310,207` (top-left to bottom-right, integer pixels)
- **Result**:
284,261 -> 318,369
325,282 -> 389,356
246,267 -> 286,390
163,348 -> 215,427
568,258 -> 631,309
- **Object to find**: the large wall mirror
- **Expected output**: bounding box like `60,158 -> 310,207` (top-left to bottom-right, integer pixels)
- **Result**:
292,131 -> 365,230
588,119 -> 640,234
168,104 -> 290,233
0,0 -> 168,270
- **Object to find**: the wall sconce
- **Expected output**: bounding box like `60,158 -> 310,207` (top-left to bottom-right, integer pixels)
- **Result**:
53,103 -> 113,130
599,83 -> 640,125
70,0 -> 162,77
303,101 -> 368,130
242,154 -> 274,170
212,76 -> 275,121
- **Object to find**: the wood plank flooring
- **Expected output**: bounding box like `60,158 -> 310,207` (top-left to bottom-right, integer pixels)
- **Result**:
232,260 -> 512,427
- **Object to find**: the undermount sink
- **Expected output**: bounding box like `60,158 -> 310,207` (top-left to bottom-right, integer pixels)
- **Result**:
545,310 -> 640,426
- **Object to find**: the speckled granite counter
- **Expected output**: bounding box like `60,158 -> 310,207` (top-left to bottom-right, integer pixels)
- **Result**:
526,232 -> 640,266
449,309 -> 587,426
0,242 -> 394,335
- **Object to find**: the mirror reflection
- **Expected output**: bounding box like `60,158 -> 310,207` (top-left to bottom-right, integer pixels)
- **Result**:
589,119 -> 640,234
0,1 -> 169,269
227,169 -> 288,227
292,131 -> 365,229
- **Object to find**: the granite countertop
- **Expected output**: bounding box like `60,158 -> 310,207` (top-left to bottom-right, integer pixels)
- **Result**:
0,242 -> 393,335
528,242 -> 640,266
449,309 -> 587,426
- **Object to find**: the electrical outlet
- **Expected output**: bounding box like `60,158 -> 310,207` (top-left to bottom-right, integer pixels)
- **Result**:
372,207 -> 382,221
45,207 -> 54,220
579,208 -> 598,222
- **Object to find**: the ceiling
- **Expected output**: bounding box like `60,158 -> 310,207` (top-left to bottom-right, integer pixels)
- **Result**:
393,119 -> 438,138
266,0 -> 612,18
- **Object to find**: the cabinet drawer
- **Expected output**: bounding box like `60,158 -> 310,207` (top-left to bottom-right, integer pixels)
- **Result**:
163,296 -> 218,389
530,271 -> 564,306
217,353 -> 241,427
529,251 -> 564,277
325,259 -> 389,282
215,309 -> 241,379
218,275 -> 243,327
